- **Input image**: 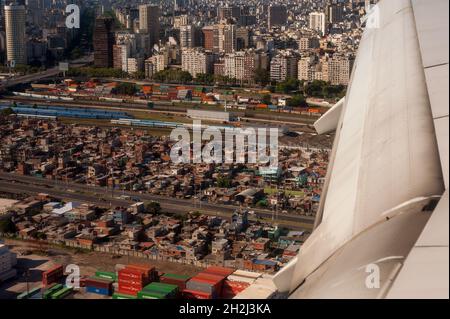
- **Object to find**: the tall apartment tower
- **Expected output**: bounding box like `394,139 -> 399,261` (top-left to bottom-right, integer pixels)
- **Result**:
4,4 -> 26,65
309,12 -> 326,36
328,4 -> 344,23
139,4 -> 160,49
268,5 -> 287,29
93,16 -> 115,68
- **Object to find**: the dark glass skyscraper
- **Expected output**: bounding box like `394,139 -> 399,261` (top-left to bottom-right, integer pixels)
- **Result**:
93,17 -> 114,68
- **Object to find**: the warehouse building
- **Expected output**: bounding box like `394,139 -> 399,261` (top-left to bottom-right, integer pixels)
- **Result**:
187,109 -> 234,122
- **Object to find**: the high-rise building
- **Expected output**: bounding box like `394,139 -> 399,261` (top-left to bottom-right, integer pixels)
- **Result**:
224,50 -> 267,82
298,36 -> 320,51
324,55 -> 354,85
174,15 -> 190,29
328,3 -> 344,23
179,25 -> 196,48
127,57 -> 144,74
217,23 -> 236,54
270,53 -> 298,82
113,44 -> 130,72
236,27 -> 250,50
4,4 -> 26,65
268,5 -> 287,29
93,17 -> 115,68
202,26 -> 215,51
309,12 -> 326,35
218,6 -> 240,21
139,4 -> 160,49
181,48 -> 214,78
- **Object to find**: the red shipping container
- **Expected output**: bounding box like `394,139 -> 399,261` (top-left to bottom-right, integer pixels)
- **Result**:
118,268 -> 146,280
42,265 -> 64,286
117,283 -> 141,292
44,265 -> 64,277
188,276 -> 223,296
182,289 -> 212,299
118,277 -> 145,286
116,288 -> 139,296
204,266 -> 235,277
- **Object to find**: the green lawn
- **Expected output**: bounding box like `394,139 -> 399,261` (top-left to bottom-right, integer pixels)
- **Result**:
264,187 -> 305,197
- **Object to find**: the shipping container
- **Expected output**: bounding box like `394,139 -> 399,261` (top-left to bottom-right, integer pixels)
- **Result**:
204,266 -> 234,277
182,289 -> 212,299
43,283 -> 64,299
112,292 -> 137,299
137,290 -> 166,299
142,282 -> 178,298
95,271 -> 117,281
85,277 -> 114,289
42,264 -> 64,286
17,286 -> 41,299
50,286 -> 73,299
160,273 -> 191,290
86,286 -> 111,296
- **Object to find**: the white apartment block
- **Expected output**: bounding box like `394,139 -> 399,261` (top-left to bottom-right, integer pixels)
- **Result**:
270,54 -> 299,82
309,12 -> 326,36
179,25 -> 195,48
127,57 -> 144,74
181,49 -> 214,78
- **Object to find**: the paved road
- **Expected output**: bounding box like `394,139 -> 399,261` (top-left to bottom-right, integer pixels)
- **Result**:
0,172 -> 315,229
0,55 -> 93,90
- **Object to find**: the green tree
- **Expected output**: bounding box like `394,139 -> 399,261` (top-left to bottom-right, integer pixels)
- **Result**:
261,94 -> 272,105
145,201 -> 162,215
0,107 -> 14,116
217,175 -> 232,188
287,94 -> 308,108
112,82 -> 138,95
254,68 -> 270,86
0,217 -> 16,234
275,78 -> 300,93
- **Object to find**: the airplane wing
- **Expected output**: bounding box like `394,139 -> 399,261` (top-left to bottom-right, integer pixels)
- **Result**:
273,0 -> 448,299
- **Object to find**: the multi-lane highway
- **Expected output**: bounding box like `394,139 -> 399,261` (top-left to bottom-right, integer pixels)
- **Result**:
0,172 -> 314,230
0,55 -> 93,90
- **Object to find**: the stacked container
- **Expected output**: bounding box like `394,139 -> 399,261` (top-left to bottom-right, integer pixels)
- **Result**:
221,270 -> 260,299
138,282 -> 179,299
42,265 -> 64,286
185,272 -> 226,299
204,266 -> 235,277
85,277 -> 114,296
182,289 -> 212,299
112,292 -> 138,299
43,283 -> 64,299
95,271 -> 117,281
160,273 -> 191,290
117,264 -> 154,296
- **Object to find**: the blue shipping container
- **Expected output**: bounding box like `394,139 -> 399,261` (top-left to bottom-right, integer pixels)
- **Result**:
86,286 -> 111,296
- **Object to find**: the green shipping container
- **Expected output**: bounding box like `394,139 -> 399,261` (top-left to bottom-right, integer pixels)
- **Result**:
137,290 -> 167,299
51,287 -> 73,299
112,292 -> 137,300
17,286 -> 41,299
43,283 -> 64,299
143,282 -> 178,297
95,271 -> 117,281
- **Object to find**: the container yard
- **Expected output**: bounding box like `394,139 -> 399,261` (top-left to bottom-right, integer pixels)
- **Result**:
7,258 -> 275,300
